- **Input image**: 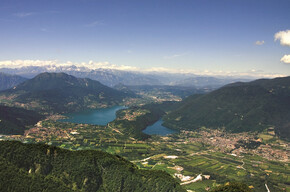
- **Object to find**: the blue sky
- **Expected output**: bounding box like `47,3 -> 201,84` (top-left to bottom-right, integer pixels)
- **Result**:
0,0 -> 290,77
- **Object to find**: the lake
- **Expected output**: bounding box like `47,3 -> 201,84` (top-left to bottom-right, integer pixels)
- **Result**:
142,120 -> 177,136
58,105 -> 126,125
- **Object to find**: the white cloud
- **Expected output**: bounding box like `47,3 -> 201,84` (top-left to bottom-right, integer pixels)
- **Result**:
255,40 -> 265,45
85,61 -> 138,71
144,67 -> 184,73
14,12 -> 36,18
0,59 -> 285,78
280,54 -> 290,64
0,60 -> 138,71
85,20 -> 104,27
40,28 -> 48,32
0,60 -> 58,68
164,53 -> 187,59
274,30 -> 290,46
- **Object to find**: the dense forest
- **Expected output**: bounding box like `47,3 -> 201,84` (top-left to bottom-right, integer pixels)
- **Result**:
0,141 -> 185,192
164,76 -> 290,140
0,105 -> 43,135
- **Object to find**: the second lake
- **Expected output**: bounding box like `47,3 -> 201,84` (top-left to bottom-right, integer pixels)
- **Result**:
142,120 -> 177,136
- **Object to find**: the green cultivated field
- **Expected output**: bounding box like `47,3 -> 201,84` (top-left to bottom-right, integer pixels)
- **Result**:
4,119 -> 289,192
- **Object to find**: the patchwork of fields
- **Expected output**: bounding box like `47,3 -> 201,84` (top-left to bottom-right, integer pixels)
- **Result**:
3,120 -> 289,192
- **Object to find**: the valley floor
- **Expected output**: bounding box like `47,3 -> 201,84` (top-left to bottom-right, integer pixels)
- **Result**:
2,118 -> 289,192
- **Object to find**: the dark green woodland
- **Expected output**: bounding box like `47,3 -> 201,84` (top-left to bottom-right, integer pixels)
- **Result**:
0,141 -> 185,192
0,105 -> 43,135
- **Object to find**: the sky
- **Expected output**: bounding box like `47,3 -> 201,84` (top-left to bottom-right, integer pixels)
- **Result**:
0,0 -> 290,77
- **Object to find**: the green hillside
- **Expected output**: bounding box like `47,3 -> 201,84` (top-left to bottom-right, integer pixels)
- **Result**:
0,72 -> 131,113
0,141 -> 185,192
0,105 -> 43,135
164,76 -> 290,140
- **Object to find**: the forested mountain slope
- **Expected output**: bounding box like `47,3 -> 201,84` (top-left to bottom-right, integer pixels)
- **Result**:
0,105 -> 43,135
164,76 -> 290,140
0,141 -> 185,192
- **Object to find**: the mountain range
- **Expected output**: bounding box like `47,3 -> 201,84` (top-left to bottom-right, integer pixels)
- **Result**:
0,72 -> 27,91
0,72 -> 132,113
0,65 -> 252,88
164,76 -> 290,140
